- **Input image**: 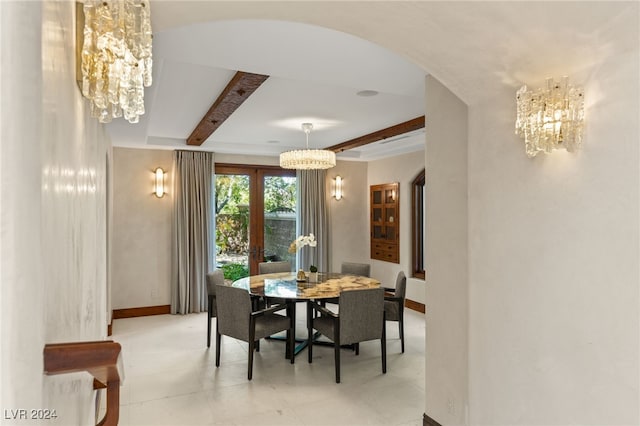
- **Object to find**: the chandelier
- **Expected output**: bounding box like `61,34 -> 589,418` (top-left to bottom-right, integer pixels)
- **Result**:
515,76 -> 584,158
279,123 -> 336,170
80,0 -> 153,124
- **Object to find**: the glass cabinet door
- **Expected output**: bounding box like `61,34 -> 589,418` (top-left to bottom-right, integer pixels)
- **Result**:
370,182 -> 400,263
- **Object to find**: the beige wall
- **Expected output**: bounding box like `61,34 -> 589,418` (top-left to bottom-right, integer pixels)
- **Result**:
326,161 -> 369,273
1,2 -> 110,423
368,151 -> 426,303
424,75 -> 469,424
111,151 -> 425,310
467,48 -> 640,425
110,152 -> 280,310
112,148 -> 173,309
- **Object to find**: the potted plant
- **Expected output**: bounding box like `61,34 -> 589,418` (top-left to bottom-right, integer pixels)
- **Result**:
309,265 -> 318,282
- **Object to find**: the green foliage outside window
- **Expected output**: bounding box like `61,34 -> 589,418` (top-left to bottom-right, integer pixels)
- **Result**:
221,263 -> 249,281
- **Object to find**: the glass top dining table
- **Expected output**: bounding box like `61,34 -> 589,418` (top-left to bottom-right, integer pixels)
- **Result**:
230,272 -> 381,300
230,272 -> 381,357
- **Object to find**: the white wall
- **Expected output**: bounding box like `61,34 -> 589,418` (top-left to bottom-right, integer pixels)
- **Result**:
112,148 -> 173,309
368,151 -> 426,303
467,50 -> 640,426
424,75 -> 469,425
1,2 -> 110,424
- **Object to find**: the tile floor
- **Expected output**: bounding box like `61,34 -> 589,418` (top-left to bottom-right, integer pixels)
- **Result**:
111,304 -> 425,425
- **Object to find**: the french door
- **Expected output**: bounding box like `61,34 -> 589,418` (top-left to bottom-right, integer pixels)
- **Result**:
214,164 -> 297,276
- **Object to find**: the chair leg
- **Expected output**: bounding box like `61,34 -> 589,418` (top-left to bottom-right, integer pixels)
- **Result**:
248,318 -> 256,380
215,330 -> 221,367
334,326 -> 341,383
381,315 -> 387,374
248,340 -> 255,380
256,340 -> 260,352
355,342 -> 359,355
307,301 -> 314,363
207,307 -> 212,348
399,309 -> 405,353
334,341 -> 341,383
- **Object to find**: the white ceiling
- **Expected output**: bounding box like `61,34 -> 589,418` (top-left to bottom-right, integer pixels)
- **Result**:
106,1 -> 636,163
106,19 -> 427,162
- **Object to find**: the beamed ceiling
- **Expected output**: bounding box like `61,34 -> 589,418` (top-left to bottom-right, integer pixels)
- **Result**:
105,19 -> 427,162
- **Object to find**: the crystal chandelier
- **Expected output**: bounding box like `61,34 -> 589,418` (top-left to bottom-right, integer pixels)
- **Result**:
515,76 -> 584,158
279,123 -> 336,170
80,0 -> 153,124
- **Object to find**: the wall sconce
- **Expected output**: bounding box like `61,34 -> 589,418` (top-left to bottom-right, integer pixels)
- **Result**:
515,76 -> 584,157
333,176 -> 343,200
154,168 -> 165,198
76,1 -> 153,124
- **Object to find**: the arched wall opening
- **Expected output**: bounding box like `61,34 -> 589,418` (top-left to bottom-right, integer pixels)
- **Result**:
143,6 -> 471,425
147,4 -> 640,426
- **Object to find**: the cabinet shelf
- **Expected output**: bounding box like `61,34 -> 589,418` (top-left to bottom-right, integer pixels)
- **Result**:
370,183 -> 399,263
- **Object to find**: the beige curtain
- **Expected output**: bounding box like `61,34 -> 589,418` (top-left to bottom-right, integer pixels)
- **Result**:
296,169 -> 329,272
171,151 -> 214,314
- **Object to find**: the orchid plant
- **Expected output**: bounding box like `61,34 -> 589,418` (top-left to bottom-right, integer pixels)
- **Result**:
288,233 -> 317,272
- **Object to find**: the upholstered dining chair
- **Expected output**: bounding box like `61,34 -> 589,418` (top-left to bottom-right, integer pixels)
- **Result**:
206,270 -> 225,348
322,261 -> 372,307
258,260 -> 292,274
384,271 -> 407,353
340,261 -> 371,277
307,288 -> 386,383
215,284 -> 294,380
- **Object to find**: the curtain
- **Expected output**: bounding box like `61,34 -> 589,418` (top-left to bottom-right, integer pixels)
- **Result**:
171,151 -> 214,314
296,169 -> 329,272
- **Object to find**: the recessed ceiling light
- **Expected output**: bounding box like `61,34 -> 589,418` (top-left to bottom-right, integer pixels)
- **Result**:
356,90 -> 379,97
267,140 -> 280,144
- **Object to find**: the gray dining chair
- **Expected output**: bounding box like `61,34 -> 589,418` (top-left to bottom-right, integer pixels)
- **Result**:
215,284 -> 294,380
307,287 -> 386,383
206,270 -> 225,348
258,260 -> 292,274
322,261 -> 372,307
340,261 -> 370,277
384,271 -> 407,353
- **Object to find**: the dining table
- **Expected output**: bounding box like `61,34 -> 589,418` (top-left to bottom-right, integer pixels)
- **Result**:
230,272 -> 381,355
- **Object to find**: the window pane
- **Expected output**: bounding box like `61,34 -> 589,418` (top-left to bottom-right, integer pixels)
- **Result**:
263,175 -> 296,268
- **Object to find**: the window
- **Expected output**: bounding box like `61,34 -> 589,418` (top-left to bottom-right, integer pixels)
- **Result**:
412,169 -> 425,279
214,164 -> 296,276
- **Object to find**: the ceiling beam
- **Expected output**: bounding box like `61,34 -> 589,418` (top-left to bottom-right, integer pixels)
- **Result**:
187,71 -> 269,146
327,116 -> 425,153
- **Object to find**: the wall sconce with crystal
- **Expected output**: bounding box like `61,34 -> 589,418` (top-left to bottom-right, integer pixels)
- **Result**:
154,167 -> 165,198
333,175 -> 343,200
515,76 -> 584,158
78,0 -> 153,124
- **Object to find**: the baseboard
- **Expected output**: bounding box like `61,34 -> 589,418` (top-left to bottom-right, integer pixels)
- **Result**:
406,298 -> 425,313
112,305 -> 171,319
423,413 -> 442,426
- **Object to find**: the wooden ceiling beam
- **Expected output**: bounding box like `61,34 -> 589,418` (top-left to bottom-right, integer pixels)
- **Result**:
187,71 -> 269,146
326,116 -> 425,153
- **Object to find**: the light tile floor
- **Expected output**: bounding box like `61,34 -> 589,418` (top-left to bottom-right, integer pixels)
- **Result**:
111,305 -> 425,426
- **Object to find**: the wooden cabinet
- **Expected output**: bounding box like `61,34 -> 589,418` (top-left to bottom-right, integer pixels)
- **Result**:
370,183 -> 399,263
